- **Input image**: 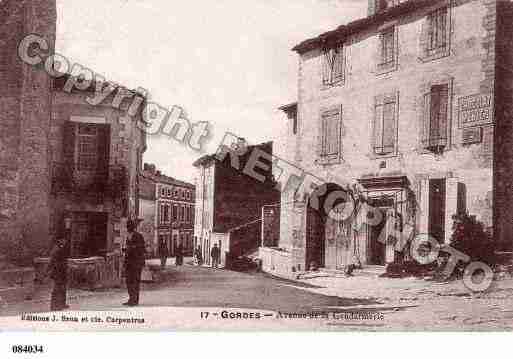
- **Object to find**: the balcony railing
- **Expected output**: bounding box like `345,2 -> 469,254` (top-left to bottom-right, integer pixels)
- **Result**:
51,163 -> 128,203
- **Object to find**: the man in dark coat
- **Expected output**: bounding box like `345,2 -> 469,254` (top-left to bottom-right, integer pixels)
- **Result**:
211,243 -> 220,269
123,219 -> 146,306
49,237 -> 70,311
175,243 -> 183,266
158,238 -> 168,268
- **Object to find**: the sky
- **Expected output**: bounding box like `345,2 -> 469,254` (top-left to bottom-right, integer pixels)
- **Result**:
55,0 -> 366,183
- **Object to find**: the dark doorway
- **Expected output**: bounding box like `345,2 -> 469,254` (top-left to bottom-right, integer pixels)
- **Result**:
306,205 -> 326,270
429,178 -> 446,243
369,208 -> 386,265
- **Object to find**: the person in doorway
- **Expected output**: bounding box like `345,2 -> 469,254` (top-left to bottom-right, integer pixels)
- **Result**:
123,219 -> 146,307
194,245 -> 203,266
175,243 -> 183,266
211,243 -> 220,269
49,237 -> 70,311
158,238 -> 168,268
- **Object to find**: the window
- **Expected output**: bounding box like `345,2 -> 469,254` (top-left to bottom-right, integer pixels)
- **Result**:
319,107 -> 342,161
179,205 -> 185,222
172,205 -> 178,222
427,8 -> 448,54
322,44 -> 344,86
380,27 -> 395,66
77,124 -> 98,171
159,204 -> 169,223
373,93 -> 398,155
422,84 -> 449,152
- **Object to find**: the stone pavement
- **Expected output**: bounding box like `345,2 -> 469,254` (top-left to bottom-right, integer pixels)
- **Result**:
1,264 -> 512,331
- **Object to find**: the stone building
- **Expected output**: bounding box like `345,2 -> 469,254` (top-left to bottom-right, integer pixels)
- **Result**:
0,0 -> 57,256
0,0 -> 147,288
194,141 -> 280,267
265,0 -> 513,278
139,164 -> 195,257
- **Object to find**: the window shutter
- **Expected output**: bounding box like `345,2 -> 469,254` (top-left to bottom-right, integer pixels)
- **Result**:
97,124 -> 110,174
374,99 -> 384,154
382,101 -> 396,154
421,92 -> 431,148
437,85 -> 449,147
322,48 -> 331,85
333,46 -> 344,83
63,121 -> 76,171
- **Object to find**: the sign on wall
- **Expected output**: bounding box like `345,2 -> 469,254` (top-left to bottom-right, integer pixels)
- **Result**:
458,93 -> 494,128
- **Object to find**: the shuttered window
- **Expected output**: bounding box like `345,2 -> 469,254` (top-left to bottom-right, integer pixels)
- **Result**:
320,108 -> 341,158
427,8 -> 448,53
322,45 -> 344,86
374,94 -> 397,155
380,27 -> 395,65
422,84 -> 449,150
77,124 -> 98,171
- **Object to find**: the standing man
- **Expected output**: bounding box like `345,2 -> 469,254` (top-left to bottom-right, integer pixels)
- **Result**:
211,243 -> 220,269
175,243 -> 183,266
49,237 -> 70,311
123,219 -> 146,307
158,237 -> 168,268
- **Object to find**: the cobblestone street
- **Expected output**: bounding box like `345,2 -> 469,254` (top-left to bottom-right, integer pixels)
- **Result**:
1,265 -> 512,331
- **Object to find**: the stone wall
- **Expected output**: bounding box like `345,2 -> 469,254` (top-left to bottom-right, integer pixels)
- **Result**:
0,0 -> 56,257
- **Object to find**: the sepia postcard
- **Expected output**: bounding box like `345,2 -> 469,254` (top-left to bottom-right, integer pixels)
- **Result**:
1,0 -> 513,339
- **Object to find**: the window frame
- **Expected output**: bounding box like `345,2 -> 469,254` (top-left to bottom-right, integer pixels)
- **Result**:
376,24 -> 398,75
420,5 -> 451,62
321,43 -> 345,88
418,77 -> 453,154
76,123 -> 99,172
317,105 -> 343,165
372,92 -> 400,158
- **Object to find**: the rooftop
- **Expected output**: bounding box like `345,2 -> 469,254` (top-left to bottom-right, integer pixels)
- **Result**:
292,0 -> 440,54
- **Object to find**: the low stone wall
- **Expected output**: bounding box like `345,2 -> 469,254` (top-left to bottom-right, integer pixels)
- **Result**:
68,251 -> 122,290
34,251 -> 123,291
259,247 -> 296,279
0,267 -> 36,303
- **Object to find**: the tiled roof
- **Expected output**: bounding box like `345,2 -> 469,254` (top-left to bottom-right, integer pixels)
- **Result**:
292,0 -> 440,54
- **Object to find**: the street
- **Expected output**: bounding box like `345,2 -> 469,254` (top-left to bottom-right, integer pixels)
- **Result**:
1,265 -> 513,331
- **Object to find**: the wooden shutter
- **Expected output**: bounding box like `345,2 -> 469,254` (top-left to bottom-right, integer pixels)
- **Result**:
437,85 -> 449,147
332,46 -> 344,83
322,47 -> 332,85
445,179 -> 466,244
322,45 -> 344,85
436,9 -> 447,49
374,94 -> 396,155
63,121 -> 76,171
374,101 -> 384,153
418,178 -> 430,234
421,92 -> 431,148
97,124 -> 111,178
382,101 -> 396,154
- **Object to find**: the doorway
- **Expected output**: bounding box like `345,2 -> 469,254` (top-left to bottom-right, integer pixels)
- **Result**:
429,178 -> 446,243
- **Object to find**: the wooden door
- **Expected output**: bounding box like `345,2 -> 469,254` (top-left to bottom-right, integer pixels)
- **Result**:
429,178 -> 446,243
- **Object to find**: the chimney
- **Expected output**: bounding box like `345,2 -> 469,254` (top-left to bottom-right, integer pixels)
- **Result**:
368,0 -> 394,16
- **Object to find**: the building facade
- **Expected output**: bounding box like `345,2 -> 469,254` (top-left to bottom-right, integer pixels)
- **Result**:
267,0 -> 513,278
139,164 -> 195,257
194,141 -> 280,267
0,0 -> 147,288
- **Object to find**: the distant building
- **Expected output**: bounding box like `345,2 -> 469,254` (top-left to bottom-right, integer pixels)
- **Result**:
193,140 -> 280,267
139,164 -> 195,257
